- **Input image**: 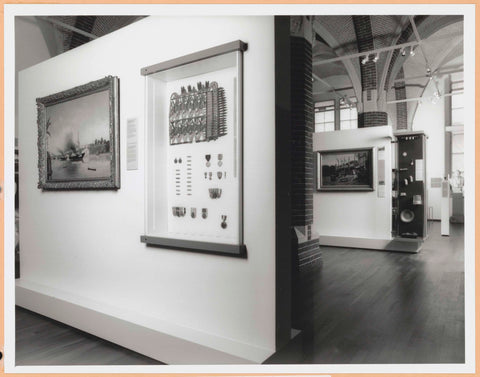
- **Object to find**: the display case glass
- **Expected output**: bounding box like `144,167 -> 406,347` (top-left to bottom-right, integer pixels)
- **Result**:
141,41 -> 247,257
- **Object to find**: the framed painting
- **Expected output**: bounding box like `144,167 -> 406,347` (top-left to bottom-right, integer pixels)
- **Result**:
37,76 -> 120,190
317,148 -> 374,191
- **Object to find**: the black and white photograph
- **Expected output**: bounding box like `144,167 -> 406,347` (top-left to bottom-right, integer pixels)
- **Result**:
317,148 -> 373,190
4,6 -> 475,376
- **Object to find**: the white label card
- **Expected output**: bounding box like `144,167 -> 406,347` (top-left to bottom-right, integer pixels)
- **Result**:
415,159 -> 424,181
127,118 -> 138,170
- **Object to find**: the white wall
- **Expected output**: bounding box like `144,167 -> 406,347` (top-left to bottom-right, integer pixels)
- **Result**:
412,79 -> 446,220
313,126 -> 393,240
15,16 -> 51,72
15,16 -> 52,139
18,16 -> 276,362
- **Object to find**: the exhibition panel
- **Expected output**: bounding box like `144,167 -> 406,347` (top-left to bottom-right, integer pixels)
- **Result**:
312,126 -> 394,246
16,16 -> 277,364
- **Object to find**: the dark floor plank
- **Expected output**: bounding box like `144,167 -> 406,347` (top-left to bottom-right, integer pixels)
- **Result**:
15,307 -> 164,365
266,222 -> 465,364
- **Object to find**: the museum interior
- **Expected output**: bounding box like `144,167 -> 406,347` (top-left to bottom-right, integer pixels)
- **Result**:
12,13 -> 467,367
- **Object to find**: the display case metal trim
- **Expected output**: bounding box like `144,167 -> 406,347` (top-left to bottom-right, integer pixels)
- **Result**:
140,236 -> 247,258
141,40 -> 248,76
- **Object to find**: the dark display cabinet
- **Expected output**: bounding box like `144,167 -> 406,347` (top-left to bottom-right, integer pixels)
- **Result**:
392,132 -> 428,239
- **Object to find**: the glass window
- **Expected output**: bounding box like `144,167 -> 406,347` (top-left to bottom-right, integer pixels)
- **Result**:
340,97 -> 358,130
314,100 -> 335,133
451,88 -> 464,126
451,132 -> 464,174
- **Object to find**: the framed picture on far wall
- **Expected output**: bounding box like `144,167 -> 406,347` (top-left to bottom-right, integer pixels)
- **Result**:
317,147 -> 374,191
36,76 -> 120,190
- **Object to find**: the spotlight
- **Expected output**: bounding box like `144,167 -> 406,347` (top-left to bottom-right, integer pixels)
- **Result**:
400,48 -> 406,56
339,97 -> 346,105
426,67 -> 431,75
433,91 -> 441,99
409,48 -> 416,57
373,53 -> 379,63
361,55 -> 369,65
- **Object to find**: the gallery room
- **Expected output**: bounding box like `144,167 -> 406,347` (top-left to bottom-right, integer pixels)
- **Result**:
7,6 -> 474,372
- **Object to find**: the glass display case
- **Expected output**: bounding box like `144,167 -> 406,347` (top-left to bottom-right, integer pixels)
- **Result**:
140,41 -> 248,257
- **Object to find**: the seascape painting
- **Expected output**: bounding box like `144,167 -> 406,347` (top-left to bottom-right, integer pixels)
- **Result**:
46,90 -> 111,181
37,76 -> 120,190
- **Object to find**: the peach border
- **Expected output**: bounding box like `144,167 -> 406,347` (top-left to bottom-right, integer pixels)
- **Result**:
1,2 -> 477,376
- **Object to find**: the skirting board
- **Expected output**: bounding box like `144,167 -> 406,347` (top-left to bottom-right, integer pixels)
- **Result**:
318,235 -> 422,253
15,279 -> 274,364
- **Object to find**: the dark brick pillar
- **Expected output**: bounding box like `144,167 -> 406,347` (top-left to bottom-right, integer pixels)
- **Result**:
290,35 -> 314,226
289,18 -> 322,331
358,111 -> 389,127
353,16 -> 388,128
394,68 -> 408,130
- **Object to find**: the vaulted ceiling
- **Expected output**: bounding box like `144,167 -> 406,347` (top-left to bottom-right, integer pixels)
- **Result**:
32,16 -> 146,57
312,15 -> 464,108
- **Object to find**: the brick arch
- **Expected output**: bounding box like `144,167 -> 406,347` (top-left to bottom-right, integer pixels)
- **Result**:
352,16 -> 389,127
312,18 -> 362,101
384,15 -> 464,94
394,67 -> 408,130
352,16 -> 377,93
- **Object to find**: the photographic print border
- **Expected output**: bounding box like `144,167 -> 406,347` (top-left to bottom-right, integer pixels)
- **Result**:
4,3 -> 475,376
36,75 -> 120,190
317,147 -> 374,191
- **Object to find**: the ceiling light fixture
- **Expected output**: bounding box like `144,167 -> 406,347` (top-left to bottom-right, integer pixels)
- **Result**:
361,55 -> 369,65
373,53 -> 379,63
409,48 -> 416,57
400,48 -> 406,56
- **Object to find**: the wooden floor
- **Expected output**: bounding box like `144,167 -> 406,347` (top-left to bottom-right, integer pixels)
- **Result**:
15,307 -> 163,365
267,221 -> 465,364
16,222 -> 464,365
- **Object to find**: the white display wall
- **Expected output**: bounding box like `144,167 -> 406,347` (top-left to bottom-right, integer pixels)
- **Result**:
313,126 -> 393,242
17,16 -> 276,363
412,78 -> 446,220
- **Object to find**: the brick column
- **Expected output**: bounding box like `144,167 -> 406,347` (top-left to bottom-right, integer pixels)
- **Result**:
352,16 -> 389,127
289,17 -> 322,330
290,32 -> 314,226
394,68 -> 408,130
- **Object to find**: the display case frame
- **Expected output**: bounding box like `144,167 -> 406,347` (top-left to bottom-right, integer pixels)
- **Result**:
141,41 -> 248,257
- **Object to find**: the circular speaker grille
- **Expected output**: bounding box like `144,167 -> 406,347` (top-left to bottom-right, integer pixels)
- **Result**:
400,209 -> 415,223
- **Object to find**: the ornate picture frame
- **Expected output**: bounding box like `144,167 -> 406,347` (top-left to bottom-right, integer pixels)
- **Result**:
37,76 -> 120,190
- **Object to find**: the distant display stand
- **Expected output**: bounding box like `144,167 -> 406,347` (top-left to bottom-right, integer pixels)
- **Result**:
141,41 -> 248,257
392,132 -> 428,239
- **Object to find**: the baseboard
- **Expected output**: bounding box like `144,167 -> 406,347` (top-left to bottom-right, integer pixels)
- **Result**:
318,235 -> 392,250
15,279 -> 274,364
